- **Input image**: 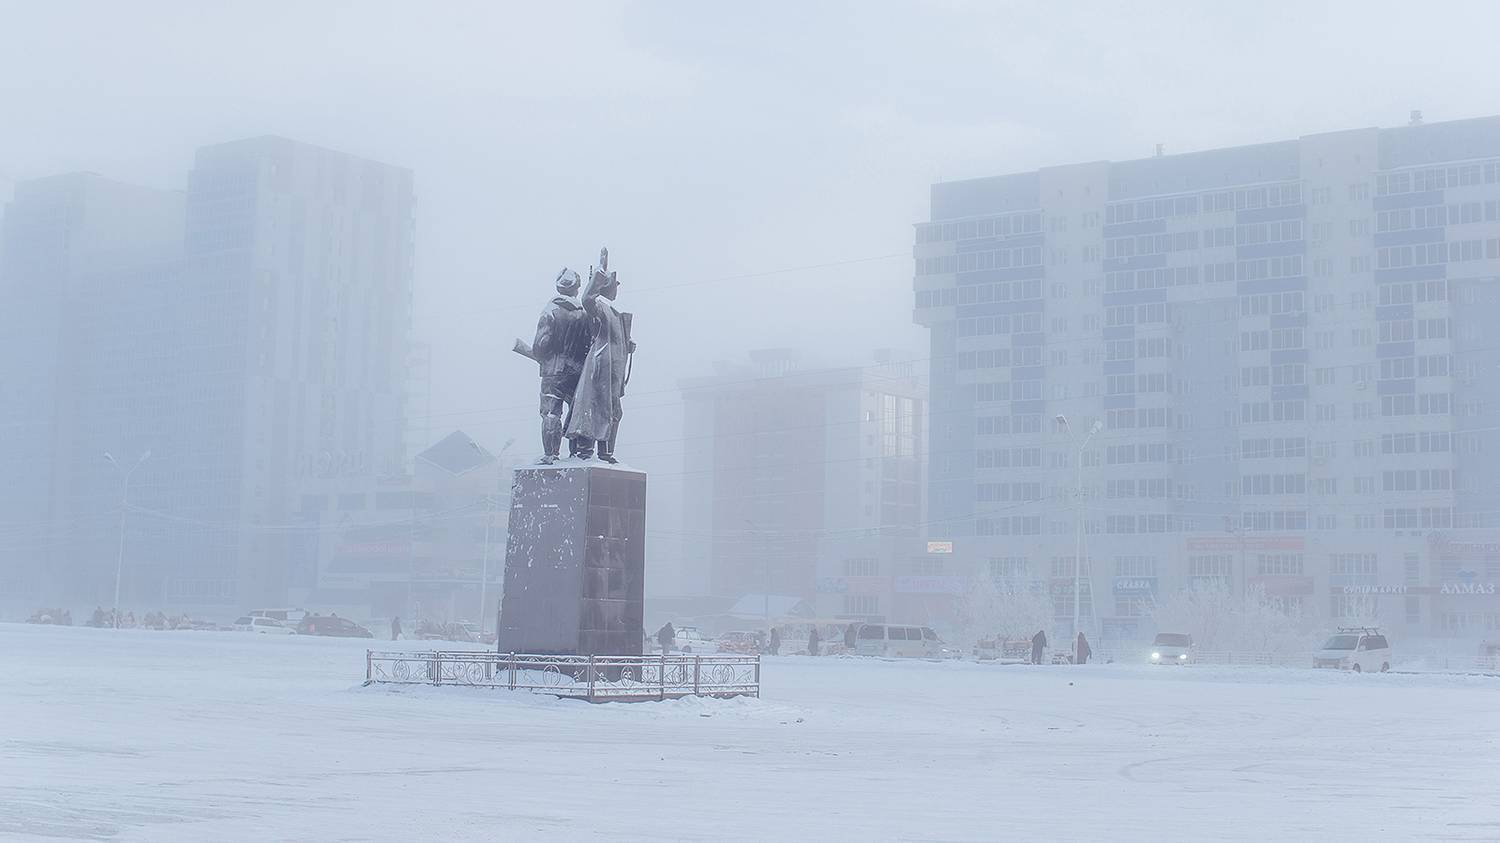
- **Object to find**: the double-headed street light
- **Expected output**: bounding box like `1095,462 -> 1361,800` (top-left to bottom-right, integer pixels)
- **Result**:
104,450 -> 151,629
1056,415 -> 1101,658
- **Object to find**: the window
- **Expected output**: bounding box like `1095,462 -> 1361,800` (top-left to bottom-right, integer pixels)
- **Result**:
842,558 -> 879,577
844,596 -> 880,615
1114,556 -> 1158,577
989,557 -> 1028,581
1257,553 -> 1305,576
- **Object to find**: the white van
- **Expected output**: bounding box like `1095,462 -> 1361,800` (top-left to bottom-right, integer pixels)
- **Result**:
1313,627 -> 1391,673
851,623 -> 943,658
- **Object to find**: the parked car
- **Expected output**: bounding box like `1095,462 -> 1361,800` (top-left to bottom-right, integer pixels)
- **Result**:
250,608 -> 309,627
974,638 -> 1033,664
454,621 -> 497,645
296,616 -> 374,638
849,623 -> 944,658
1313,627 -> 1390,673
674,626 -> 717,653
235,616 -> 295,635
717,630 -> 763,654
1150,632 -> 1194,665
413,619 -> 487,644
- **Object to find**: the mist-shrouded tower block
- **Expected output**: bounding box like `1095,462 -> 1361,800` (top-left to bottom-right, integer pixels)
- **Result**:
497,465 -> 645,655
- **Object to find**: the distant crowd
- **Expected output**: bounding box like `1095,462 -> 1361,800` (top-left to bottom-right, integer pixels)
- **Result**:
26,606 -> 210,630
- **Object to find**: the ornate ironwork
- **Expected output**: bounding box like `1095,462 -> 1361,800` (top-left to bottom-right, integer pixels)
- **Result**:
363,650 -> 760,702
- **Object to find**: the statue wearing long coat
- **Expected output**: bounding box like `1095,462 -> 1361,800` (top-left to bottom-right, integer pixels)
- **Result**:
565,289 -> 629,447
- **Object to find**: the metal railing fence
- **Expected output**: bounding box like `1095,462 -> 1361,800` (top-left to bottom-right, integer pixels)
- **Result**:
364,650 -> 761,702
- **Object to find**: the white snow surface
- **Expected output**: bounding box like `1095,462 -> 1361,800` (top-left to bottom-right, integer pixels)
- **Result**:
4,623 -> 1499,841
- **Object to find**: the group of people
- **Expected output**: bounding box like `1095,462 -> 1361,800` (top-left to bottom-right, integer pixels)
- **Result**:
1029,629 -> 1092,665
653,623 -> 821,656
27,606 -> 205,629
25,607 -> 72,625
86,608 -> 201,630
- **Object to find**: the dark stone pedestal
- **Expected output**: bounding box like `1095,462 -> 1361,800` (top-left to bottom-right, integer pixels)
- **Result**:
496,464 -> 645,655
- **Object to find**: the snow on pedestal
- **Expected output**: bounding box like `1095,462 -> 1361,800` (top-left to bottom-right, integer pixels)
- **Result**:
496,464 -> 645,655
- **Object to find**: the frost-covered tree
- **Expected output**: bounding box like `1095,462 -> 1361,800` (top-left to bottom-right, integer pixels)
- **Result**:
957,576 -> 1053,646
1151,583 -> 1313,654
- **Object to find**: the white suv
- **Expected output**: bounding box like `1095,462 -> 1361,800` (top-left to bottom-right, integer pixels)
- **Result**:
1313,627 -> 1390,673
1150,632 -> 1194,665
234,616 -> 296,635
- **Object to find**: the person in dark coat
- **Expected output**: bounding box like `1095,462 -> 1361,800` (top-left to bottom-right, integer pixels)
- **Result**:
391,616 -> 402,641
657,622 -> 676,653
768,627 -> 781,656
807,627 -> 821,656
1031,629 -> 1048,665
1075,632 -> 1091,665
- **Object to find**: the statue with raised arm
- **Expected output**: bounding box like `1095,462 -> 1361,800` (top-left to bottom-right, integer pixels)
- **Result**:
516,268 -> 590,464
566,247 -> 634,463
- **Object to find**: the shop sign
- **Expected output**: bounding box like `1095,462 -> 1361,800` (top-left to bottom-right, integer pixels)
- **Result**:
1113,577 -> 1157,595
1341,585 -> 1407,595
816,576 -> 891,595
1440,582 -> 1498,595
1428,532 -> 1500,560
1250,575 -> 1314,596
1186,535 -> 1304,553
894,576 -> 965,595
926,541 -> 954,554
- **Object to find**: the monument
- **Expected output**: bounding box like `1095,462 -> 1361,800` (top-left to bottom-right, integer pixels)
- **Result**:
499,247 -> 644,655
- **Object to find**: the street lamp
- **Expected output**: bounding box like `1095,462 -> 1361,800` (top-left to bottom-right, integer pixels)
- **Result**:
104,450 -> 150,629
1056,416 -> 1101,658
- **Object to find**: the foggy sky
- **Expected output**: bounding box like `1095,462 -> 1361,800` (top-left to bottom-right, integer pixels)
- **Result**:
4,0 -> 1500,499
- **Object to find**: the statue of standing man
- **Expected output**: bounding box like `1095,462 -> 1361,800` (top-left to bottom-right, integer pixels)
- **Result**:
523,268 -> 590,463
566,247 -> 634,463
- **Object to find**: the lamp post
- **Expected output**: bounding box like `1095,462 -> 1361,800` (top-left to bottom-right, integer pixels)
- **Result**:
1056,416 -> 1101,658
104,450 -> 150,629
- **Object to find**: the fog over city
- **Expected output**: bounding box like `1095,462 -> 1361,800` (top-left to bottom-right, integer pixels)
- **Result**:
4,2 -> 1500,840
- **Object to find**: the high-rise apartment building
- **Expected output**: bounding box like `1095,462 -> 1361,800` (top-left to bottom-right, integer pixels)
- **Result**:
0,137 -> 414,615
914,114 -> 1500,640
679,350 -> 924,605
0,173 -> 185,607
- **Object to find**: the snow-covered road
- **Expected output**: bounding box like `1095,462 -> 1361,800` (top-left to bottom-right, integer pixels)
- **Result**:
3,623 -> 1497,841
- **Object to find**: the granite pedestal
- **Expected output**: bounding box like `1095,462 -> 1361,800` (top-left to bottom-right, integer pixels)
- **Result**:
496,464 -> 645,655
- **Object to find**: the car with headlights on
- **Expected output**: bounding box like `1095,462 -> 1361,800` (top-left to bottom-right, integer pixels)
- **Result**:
1150,632 -> 1193,664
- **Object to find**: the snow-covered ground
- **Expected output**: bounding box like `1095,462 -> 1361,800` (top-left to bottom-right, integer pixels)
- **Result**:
4,623 -> 1498,841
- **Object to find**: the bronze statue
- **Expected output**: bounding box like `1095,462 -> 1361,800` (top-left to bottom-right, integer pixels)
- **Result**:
566,247 -> 634,462
515,268 -> 590,463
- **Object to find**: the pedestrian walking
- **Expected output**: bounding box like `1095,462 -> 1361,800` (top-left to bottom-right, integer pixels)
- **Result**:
768,627 -> 781,656
1075,632 -> 1091,665
1031,629 -> 1048,665
657,622 -> 676,653
808,627 -> 821,657
391,616 -> 402,641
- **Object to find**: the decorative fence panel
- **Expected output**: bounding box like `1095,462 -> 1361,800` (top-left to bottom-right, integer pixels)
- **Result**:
365,650 -> 760,702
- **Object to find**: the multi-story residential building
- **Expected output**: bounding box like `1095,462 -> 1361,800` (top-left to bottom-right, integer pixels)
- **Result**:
0,173 -> 185,610
913,114 -> 1500,641
679,349 -> 924,612
0,137 -> 415,617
